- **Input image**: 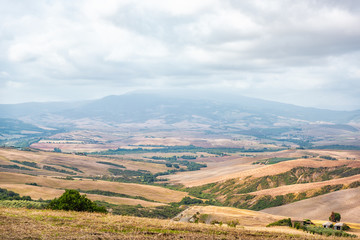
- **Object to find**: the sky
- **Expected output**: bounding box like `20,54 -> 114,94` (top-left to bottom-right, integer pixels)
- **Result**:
0,0 -> 360,110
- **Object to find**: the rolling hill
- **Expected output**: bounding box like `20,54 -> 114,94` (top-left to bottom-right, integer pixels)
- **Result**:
262,188 -> 360,223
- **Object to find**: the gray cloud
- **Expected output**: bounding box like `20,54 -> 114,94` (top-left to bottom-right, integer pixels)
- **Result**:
0,0 -> 359,110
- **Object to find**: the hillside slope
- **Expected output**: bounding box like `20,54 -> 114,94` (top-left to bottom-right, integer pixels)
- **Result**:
0,172 -> 187,204
0,207 -> 339,239
262,188 -> 360,223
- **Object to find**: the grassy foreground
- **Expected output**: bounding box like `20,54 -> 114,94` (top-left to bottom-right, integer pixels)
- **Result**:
0,207 -> 348,239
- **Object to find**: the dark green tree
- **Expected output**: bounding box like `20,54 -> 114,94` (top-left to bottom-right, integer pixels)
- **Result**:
180,196 -> 203,205
329,211 -> 341,222
53,147 -> 62,153
48,189 -> 107,213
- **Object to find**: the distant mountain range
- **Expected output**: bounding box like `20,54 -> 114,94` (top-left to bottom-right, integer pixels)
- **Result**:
1,92 -> 360,126
1,91 -> 360,148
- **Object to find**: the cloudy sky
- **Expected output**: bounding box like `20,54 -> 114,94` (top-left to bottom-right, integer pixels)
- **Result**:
1,0 -> 360,110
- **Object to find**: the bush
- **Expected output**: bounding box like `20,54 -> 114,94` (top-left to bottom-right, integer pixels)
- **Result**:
342,223 -> 350,231
293,222 -> 301,229
210,220 -> 222,225
198,214 -> 209,223
53,147 -> 62,153
0,188 -> 32,201
305,226 -> 356,238
267,218 -> 292,227
180,196 -> 203,205
48,189 -> 107,213
227,220 -> 239,228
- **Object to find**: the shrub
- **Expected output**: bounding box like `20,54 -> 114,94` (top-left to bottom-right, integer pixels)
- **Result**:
305,226 -> 355,238
210,220 -> 221,225
267,218 -> 292,227
0,188 -> 32,201
54,147 -> 62,153
48,189 -> 107,213
293,222 -> 300,229
25,182 -> 38,186
342,223 -> 350,231
198,214 -> 209,223
180,196 -> 203,205
227,220 -> 239,228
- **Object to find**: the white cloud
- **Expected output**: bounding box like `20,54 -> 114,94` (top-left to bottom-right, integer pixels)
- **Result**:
0,0 -> 359,110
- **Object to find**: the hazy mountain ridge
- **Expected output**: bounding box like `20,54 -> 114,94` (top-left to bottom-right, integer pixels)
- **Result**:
1,92 -> 358,124
1,92 -> 359,148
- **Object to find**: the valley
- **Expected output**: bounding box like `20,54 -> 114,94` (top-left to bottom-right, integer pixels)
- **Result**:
1,93 -> 360,239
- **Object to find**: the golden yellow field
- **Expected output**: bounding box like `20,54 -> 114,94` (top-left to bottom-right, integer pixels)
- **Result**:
0,172 -> 187,204
0,183 -> 164,207
251,174 -> 360,196
1,147 -> 360,237
175,205 -> 285,226
165,149 -> 360,187
262,188 -> 360,224
0,148 -> 170,175
0,207 -> 343,240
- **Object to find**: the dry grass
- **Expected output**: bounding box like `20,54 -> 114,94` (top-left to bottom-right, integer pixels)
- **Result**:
251,174 -> 360,196
174,206 -> 360,237
175,205 -> 286,227
165,149 -> 360,187
0,148 -> 169,175
0,172 -> 187,203
0,183 -> 164,207
262,188 -> 360,224
0,207 -> 340,239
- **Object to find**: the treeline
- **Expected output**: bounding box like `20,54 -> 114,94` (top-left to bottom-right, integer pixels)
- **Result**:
96,161 -> 125,168
0,188 -> 32,201
43,165 -> 77,175
312,145 -> 360,150
10,160 -> 40,169
91,145 -> 279,156
267,218 -> 355,238
0,164 -> 33,171
151,155 -> 197,160
104,162 -> 206,183
95,201 -> 183,219
78,189 -> 156,202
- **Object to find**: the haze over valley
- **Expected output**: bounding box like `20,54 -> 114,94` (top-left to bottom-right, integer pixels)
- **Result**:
1,1 -> 360,239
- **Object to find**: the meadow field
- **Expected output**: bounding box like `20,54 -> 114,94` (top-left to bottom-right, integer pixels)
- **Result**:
1,146 -> 360,238
0,207 -> 354,240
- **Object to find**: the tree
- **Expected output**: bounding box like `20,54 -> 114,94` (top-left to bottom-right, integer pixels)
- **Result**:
180,196 -> 203,205
53,147 -> 62,153
329,211 -> 341,222
48,189 -> 107,213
